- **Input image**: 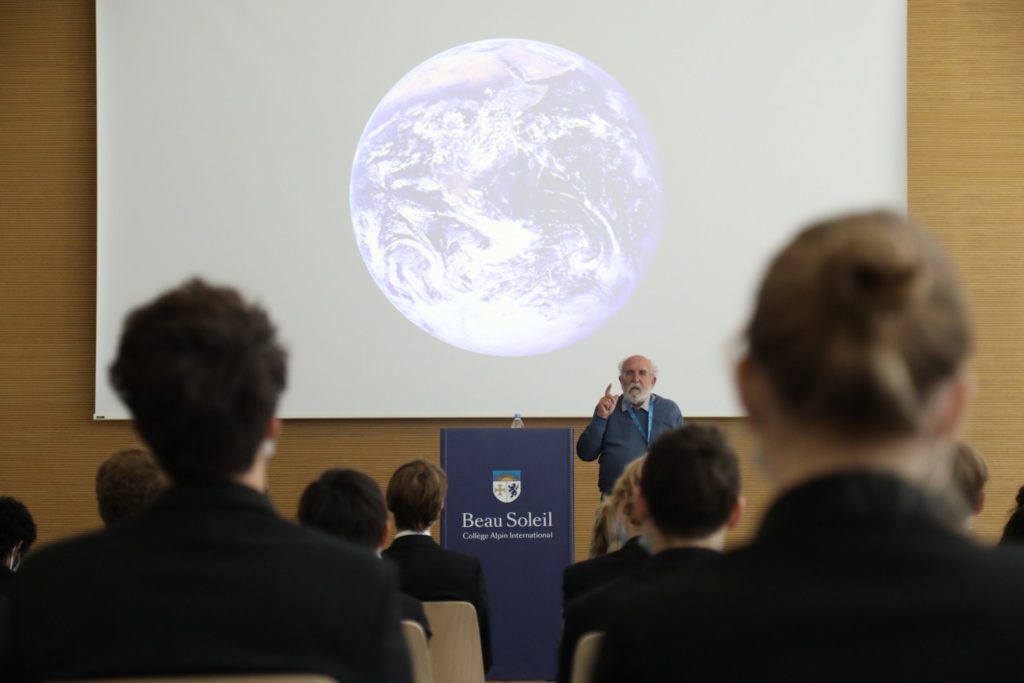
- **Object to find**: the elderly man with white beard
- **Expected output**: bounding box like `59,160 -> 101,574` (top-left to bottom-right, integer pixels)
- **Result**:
577,355 -> 684,496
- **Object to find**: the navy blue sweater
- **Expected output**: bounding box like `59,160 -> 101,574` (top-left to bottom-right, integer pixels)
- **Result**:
576,394 -> 683,493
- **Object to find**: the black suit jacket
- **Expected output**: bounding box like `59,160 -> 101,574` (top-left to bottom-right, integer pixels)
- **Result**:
558,546 -> 717,683
562,535 -> 650,609
383,534 -> 492,671
399,593 -> 431,639
7,483 -> 411,683
597,473 -> 1024,682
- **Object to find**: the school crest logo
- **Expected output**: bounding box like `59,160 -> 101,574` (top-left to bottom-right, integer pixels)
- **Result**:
492,470 -> 521,503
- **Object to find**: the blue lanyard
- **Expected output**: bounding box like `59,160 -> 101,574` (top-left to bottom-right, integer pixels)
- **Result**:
626,395 -> 655,444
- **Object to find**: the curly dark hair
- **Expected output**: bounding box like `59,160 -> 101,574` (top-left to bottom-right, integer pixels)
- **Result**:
96,448 -> 168,526
0,496 -> 37,557
109,279 -> 287,483
642,424 -> 740,539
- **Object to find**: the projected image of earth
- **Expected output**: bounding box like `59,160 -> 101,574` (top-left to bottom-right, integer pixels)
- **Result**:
350,39 -> 663,356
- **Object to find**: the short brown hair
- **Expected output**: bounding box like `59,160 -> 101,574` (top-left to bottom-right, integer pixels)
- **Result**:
641,425 -> 739,538
96,448 -> 168,526
745,211 -> 971,436
950,442 -> 988,514
386,459 -> 447,531
109,279 -> 287,483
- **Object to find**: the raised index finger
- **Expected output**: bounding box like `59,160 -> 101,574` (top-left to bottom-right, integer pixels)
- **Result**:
604,384 -> 614,398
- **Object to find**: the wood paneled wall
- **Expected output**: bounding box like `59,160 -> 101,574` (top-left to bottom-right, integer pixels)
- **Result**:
0,1 -> 1021,560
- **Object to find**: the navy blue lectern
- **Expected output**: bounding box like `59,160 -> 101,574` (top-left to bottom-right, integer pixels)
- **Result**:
440,428 -> 574,681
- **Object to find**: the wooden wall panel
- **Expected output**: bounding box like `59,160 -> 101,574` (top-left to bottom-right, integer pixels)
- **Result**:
0,1 -> 1021,567
907,0 -> 1024,541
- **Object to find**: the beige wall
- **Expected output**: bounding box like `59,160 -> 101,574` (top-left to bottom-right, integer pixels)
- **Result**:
1,1 -> 1022,559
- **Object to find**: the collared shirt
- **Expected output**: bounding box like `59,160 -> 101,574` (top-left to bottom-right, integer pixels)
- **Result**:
620,396 -> 651,412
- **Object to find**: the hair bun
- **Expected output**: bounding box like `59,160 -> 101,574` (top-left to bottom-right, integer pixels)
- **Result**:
1015,485 -> 1024,507
823,220 -> 930,320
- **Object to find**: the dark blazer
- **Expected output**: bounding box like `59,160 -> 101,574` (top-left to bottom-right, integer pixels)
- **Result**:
399,593 -> 431,639
0,566 -> 14,598
383,534 -> 492,671
562,535 -> 650,609
7,483 -> 411,683
558,546 -> 717,683
597,473 -> 1024,682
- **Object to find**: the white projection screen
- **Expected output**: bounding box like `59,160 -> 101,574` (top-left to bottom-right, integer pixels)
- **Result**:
95,1 -> 906,419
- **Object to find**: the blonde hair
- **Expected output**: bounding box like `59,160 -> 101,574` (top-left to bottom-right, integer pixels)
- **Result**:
745,211 -> 971,436
611,456 -> 646,527
587,456 -> 647,558
588,498 -> 618,558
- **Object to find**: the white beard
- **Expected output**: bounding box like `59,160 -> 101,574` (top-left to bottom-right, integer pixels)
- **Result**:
625,384 -> 652,406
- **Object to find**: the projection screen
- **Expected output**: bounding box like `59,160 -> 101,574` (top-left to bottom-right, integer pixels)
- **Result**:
95,0 -> 906,418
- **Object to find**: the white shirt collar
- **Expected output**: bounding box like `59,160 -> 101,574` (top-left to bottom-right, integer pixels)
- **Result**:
394,528 -> 433,539
621,394 -> 651,412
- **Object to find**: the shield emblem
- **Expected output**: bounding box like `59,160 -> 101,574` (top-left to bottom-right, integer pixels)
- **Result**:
492,470 -> 521,503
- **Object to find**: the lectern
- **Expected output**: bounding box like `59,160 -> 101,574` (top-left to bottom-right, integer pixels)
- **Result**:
440,428 -> 574,681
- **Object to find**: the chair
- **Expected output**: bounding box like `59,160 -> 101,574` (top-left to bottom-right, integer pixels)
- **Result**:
421,601 -> 485,683
64,676 -> 336,683
402,619 -> 434,683
570,631 -> 605,683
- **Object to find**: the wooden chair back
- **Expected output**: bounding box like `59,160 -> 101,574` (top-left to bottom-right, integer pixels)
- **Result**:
570,631 -> 605,683
402,619 -> 434,683
421,600 -> 485,683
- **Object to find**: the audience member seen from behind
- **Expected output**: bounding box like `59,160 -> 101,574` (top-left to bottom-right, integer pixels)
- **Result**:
587,497 -> 620,559
298,468 -> 431,637
946,441 -> 988,530
8,279 -> 411,683
562,456 -> 649,609
0,498 -> 35,597
96,448 -> 168,527
383,459 -> 493,672
999,486 -> 1024,545
597,211 -> 1024,681
558,424 -> 741,683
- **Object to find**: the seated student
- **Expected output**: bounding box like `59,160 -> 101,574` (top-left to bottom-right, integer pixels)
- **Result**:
8,280 -> 410,683
298,468 -> 431,637
562,457 -> 650,608
95,447 -> 168,527
383,459 -> 493,672
597,211 -> 1024,681
0,498 -> 35,597
586,496 -> 620,559
558,424 -> 741,683
999,486 -> 1024,545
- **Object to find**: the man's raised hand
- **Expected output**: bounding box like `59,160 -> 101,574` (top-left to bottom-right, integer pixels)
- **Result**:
596,383 -> 620,418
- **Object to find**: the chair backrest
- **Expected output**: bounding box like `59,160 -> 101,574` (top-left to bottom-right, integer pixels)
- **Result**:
63,676 -> 337,683
571,631 -> 605,683
402,619 -> 434,683
421,601 -> 485,683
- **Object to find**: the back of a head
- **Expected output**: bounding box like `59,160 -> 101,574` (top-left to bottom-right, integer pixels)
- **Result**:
610,455 -> 646,526
109,279 -> 287,483
588,498 -> 619,558
1001,487 -> 1024,545
298,469 -> 387,550
96,448 -> 168,527
386,459 -> 446,532
949,442 -> 988,520
745,210 -> 971,437
0,496 -> 36,557
641,425 -> 740,539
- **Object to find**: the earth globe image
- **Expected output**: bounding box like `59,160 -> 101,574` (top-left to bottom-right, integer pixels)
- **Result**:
350,39 -> 663,356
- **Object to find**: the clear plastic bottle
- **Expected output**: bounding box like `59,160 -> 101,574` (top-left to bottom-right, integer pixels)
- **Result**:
511,413 -> 525,429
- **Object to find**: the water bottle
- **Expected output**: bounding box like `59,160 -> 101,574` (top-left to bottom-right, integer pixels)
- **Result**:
511,413 -> 525,429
